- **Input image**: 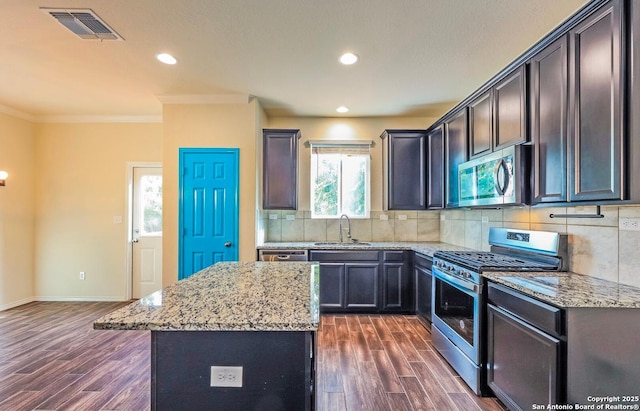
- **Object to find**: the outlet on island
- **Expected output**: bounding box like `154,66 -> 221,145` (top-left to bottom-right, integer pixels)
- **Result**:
210,366 -> 243,387
79,272 -> 85,280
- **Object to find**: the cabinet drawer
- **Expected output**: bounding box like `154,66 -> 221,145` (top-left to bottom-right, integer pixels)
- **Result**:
309,250 -> 379,262
382,250 -> 405,262
488,282 -> 564,337
413,252 -> 432,269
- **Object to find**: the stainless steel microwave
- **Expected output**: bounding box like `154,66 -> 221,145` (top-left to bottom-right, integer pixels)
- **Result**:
458,145 -> 529,207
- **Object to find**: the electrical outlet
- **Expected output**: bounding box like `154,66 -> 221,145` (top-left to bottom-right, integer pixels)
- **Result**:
620,218 -> 640,231
268,213 -> 278,220
379,214 -> 389,221
440,214 -> 446,221
482,216 -> 489,223
285,214 -> 295,221
210,366 -> 243,387
398,214 -> 407,220
79,272 -> 85,280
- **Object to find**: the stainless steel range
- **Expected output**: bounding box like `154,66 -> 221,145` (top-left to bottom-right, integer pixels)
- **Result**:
431,228 -> 568,395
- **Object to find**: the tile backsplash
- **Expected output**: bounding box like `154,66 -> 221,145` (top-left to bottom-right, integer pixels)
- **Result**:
258,204 -> 640,289
440,205 -> 640,288
260,210 -> 441,243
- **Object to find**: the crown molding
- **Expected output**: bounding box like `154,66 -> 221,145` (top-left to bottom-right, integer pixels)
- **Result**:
0,104 -> 162,123
0,104 -> 36,122
156,94 -> 252,105
35,115 -> 162,123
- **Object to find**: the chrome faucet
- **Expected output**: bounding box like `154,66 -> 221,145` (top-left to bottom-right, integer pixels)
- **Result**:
339,214 -> 351,243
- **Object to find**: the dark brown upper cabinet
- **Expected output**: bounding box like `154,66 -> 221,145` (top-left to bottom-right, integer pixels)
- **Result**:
468,90 -> 493,158
426,125 -> 445,209
469,65 -> 526,159
444,109 -> 468,208
568,0 -> 624,202
494,66 -> 527,150
381,130 -> 427,210
262,129 -> 301,210
530,36 -> 568,204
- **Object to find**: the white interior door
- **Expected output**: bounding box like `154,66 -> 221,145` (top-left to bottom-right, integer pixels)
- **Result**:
132,166 -> 163,298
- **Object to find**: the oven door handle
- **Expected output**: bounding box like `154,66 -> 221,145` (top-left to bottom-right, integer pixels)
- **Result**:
433,267 -> 479,294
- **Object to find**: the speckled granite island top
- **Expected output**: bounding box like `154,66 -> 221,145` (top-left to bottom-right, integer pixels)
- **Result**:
93,261 -> 320,332
484,271 -> 640,308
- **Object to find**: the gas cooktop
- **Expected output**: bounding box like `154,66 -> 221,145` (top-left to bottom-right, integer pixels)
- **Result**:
433,250 -> 561,272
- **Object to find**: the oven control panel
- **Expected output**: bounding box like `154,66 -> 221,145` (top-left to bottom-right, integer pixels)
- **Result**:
433,258 -> 480,284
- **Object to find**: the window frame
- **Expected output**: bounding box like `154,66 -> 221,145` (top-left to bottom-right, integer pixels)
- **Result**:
310,149 -> 371,219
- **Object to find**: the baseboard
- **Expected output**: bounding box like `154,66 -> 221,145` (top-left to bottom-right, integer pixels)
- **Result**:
34,296 -> 129,302
0,297 -> 36,312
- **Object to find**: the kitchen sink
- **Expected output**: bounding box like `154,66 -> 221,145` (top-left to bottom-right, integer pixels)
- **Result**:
313,241 -> 371,246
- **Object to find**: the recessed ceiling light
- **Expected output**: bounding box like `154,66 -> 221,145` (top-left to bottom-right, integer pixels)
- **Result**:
336,106 -> 349,113
156,53 -> 177,65
339,53 -> 358,65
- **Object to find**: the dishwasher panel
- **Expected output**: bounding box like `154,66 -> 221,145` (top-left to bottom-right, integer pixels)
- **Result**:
258,249 -> 309,262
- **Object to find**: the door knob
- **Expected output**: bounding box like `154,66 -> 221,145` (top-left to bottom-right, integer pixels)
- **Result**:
132,239 -> 139,243
225,242 -> 232,247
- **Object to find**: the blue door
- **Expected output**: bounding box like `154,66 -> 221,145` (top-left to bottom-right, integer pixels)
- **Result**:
179,148 -> 239,279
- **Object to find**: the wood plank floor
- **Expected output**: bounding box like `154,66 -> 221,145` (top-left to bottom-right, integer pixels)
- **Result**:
0,302 -> 506,410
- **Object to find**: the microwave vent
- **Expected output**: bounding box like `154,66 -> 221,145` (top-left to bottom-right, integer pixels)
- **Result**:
41,8 -> 123,41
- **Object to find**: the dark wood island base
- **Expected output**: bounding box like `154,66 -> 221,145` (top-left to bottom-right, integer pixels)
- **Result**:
152,330 -> 316,411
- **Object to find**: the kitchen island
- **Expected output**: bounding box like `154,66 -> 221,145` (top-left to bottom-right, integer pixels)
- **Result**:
94,261 -> 319,411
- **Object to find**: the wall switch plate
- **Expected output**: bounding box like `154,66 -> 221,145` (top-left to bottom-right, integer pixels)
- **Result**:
113,216 -> 122,224
285,214 -> 295,221
210,366 -> 243,387
79,272 -> 85,280
398,214 -> 407,220
379,214 -> 389,221
620,218 -> 640,231
268,213 -> 278,220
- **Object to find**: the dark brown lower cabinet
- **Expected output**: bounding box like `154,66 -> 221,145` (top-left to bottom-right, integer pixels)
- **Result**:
312,249 -> 411,313
487,303 -> 562,410
487,281 -> 640,410
151,330 -> 315,411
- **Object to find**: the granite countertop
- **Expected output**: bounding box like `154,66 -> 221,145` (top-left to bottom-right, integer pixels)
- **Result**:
258,241 -> 470,257
93,262 -> 320,332
260,241 -> 640,309
484,271 -> 640,309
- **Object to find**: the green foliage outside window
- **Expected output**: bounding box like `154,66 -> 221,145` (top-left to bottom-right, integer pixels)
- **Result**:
311,153 -> 369,218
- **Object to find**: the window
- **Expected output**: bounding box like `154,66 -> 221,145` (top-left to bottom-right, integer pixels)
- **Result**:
310,142 -> 371,218
139,174 -> 163,235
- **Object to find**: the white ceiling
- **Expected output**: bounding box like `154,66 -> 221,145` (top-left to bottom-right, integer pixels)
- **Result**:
0,0 -> 589,120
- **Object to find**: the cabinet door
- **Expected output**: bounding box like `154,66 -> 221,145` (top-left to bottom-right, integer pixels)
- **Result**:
469,90 -> 493,158
487,304 -> 562,410
427,126 -> 445,209
568,0 -> 624,201
382,262 -> 411,311
345,263 -> 379,309
382,130 -> 427,210
263,129 -> 300,209
414,264 -> 432,323
530,36 -> 568,204
319,263 -> 345,310
445,109 -> 468,208
494,66 -> 526,149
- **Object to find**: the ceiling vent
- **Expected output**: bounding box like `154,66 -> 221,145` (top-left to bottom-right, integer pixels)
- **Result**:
41,8 -> 124,41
